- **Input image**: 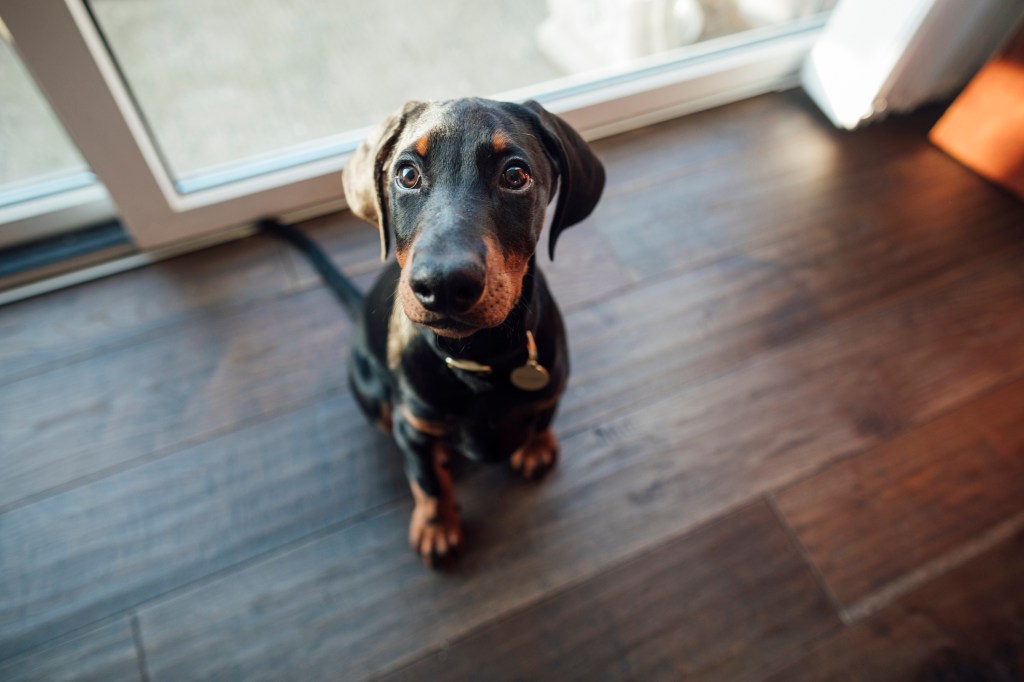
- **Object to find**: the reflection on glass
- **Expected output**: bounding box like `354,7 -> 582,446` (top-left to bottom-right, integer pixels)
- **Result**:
0,24 -> 91,206
88,0 -> 835,187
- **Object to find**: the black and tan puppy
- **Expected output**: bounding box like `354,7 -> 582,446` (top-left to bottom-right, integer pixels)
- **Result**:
270,98 -> 604,565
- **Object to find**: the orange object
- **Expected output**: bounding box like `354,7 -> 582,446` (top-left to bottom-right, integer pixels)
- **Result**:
930,27 -> 1024,199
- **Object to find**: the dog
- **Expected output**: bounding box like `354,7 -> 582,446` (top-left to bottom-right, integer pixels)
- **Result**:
268,98 -> 604,566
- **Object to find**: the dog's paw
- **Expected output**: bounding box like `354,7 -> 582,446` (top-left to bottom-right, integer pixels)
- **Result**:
409,493 -> 461,567
510,428 -> 559,480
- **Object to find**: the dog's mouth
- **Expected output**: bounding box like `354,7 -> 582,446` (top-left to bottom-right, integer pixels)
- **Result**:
411,314 -> 482,339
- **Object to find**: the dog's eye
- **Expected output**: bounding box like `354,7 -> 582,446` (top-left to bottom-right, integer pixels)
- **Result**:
501,165 -> 531,190
396,163 -> 421,190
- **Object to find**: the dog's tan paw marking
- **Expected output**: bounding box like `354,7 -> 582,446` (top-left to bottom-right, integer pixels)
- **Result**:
406,441 -> 461,567
409,481 -> 461,567
510,428 -> 559,480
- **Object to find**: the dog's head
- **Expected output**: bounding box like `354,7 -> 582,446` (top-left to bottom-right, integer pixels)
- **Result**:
343,98 -> 605,338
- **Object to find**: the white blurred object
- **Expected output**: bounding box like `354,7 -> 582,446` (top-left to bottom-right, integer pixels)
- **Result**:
801,0 -> 1024,129
537,0 -> 706,74
735,0 -> 824,27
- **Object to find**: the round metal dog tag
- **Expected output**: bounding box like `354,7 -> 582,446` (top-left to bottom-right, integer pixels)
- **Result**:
510,361 -> 550,391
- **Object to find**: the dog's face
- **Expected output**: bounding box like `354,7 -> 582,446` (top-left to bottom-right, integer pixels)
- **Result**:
344,98 -> 604,338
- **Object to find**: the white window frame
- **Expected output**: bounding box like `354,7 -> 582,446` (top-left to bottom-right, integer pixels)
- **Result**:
2,0 -> 827,251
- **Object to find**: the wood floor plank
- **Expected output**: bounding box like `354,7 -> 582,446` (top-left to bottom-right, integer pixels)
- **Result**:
591,91 -> 889,202
0,233 -> 294,385
135,498 -> 837,682
971,380 -> 1024,458
590,98 -> 954,281
774,378 -> 1024,610
558,214 -> 1019,434
560,235 -> 1024,462
136,503 -> 410,681
582,244 -> 1024,480
595,142 -> 1007,285
0,285 -> 351,511
535,220 -> 637,312
382,501 -> 840,682
0,393 -> 405,661
558,130 -> 1023,433
763,529 -> 1024,682
0,619 -> 140,682
134,245 -> 1024,681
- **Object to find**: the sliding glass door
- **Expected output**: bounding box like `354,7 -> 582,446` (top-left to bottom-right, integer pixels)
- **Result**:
2,0 -> 834,249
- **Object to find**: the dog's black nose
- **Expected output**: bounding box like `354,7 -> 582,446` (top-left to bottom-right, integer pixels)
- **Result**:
409,257 -> 486,314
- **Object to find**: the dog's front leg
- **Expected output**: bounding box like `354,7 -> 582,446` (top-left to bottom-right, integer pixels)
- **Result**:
394,409 -> 461,566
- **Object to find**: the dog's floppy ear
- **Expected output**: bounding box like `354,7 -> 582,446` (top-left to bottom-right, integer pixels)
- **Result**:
343,101 -> 424,261
521,100 -> 606,259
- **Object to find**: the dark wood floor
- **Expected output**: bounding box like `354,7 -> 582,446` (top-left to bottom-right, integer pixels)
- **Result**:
2,90 -> 1024,681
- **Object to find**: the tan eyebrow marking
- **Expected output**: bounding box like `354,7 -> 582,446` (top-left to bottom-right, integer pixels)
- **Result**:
415,135 -> 429,156
492,131 -> 509,153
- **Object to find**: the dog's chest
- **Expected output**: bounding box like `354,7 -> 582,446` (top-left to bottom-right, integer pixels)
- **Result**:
397,355 -> 560,462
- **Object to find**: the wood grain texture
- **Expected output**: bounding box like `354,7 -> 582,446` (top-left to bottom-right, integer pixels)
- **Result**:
971,378 -> 1024,459
0,234 -> 294,386
0,286 -> 351,512
765,529 -> 1024,682
536,218 -> 637,312
383,501 -> 840,682
559,104 -> 1024,433
136,503 -> 410,681
133,252 -> 1024,681
2,90 -> 1024,680
558,242 -> 1024,489
0,394 -> 405,660
592,91 -> 855,202
590,97 -> 955,280
774,378 -> 1024,610
0,619 -> 140,682
136,500 -> 839,682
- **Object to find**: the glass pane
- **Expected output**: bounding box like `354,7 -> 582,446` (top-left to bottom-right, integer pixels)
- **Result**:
88,0 -> 836,190
0,23 -> 93,207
